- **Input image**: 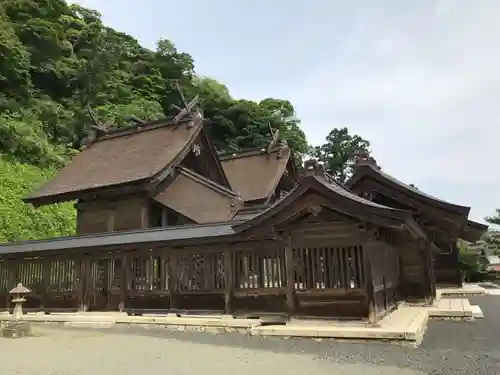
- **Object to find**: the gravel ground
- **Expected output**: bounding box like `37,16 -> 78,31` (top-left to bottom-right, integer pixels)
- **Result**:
1,296 -> 499,375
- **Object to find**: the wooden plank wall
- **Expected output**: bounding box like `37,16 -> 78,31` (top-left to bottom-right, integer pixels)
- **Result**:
0,236 -> 400,321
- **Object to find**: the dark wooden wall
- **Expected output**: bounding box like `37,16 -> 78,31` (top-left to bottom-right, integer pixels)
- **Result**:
77,196 -> 149,235
433,241 -> 462,286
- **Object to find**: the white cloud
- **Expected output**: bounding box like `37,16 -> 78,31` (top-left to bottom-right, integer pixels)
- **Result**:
286,1 -> 500,221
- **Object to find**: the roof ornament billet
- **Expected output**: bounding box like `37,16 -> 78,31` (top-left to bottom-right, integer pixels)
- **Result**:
355,150 -> 381,170
302,159 -> 326,178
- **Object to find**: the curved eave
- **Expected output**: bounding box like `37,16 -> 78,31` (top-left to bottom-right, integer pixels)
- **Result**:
460,220 -> 489,242
23,177 -> 151,206
347,165 -> 470,216
233,175 -> 411,233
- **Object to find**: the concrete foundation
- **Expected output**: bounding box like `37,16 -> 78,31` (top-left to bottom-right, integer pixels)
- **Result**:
0,297 -> 484,347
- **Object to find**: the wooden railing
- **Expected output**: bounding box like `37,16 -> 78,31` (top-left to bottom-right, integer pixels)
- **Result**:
0,238 -> 400,321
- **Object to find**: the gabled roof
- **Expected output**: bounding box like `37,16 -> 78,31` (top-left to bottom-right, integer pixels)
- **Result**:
220,146 -> 295,202
234,163 -> 426,239
24,116 -> 203,205
347,156 -> 470,216
153,167 -> 242,223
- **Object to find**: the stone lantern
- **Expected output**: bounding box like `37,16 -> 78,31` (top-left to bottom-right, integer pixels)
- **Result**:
9,283 -> 30,320
1,283 -> 32,338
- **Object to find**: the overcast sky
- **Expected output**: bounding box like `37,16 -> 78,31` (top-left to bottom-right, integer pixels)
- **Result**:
73,0 -> 498,224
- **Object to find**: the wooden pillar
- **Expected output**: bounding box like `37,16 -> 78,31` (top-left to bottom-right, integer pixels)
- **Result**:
140,205 -> 149,229
146,253 -> 153,292
75,202 -> 83,236
102,258 -> 110,310
429,244 -> 437,300
224,248 -> 234,314
283,231 -> 296,317
363,240 -> 377,324
160,253 -> 167,292
168,250 -> 178,310
119,254 -> 128,312
41,259 -> 50,310
5,259 -> 15,309
452,241 -> 463,287
79,258 -> 90,312
420,240 -> 435,304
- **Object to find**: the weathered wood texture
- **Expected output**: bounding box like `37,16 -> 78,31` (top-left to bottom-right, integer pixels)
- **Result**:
432,241 -> 462,286
76,196 -> 148,235
0,227 -> 407,321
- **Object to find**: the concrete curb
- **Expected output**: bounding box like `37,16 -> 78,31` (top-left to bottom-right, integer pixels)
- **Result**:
0,297 -> 483,347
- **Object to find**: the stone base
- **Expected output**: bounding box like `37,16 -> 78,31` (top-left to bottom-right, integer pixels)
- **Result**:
1,321 -> 32,338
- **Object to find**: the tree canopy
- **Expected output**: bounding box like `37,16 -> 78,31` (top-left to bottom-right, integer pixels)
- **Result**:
0,0 -> 371,241
311,127 -> 370,183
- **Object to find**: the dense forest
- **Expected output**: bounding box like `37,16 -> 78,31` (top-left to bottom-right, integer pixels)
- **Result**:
0,0 -> 393,242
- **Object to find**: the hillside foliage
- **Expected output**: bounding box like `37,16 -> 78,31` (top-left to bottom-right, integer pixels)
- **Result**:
0,0 -> 370,241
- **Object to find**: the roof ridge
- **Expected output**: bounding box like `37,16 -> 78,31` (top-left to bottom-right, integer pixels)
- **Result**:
219,145 -> 289,161
95,116 -> 198,144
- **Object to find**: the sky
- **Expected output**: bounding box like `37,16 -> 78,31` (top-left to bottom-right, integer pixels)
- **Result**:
72,0 -> 498,224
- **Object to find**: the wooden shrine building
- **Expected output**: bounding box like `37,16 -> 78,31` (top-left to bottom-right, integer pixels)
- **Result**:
346,152 -> 488,287
0,107 -> 487,322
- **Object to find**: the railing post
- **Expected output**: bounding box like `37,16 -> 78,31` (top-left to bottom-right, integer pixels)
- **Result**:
224,248 -> 234,314
79,258 -> 89,312
363,240 -> 377,324
119,254 -> 128,312
282,231 -> 296,317
168,250 -> 178,310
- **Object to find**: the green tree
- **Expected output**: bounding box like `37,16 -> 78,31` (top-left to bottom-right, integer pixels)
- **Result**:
485,209 -> 500,225
0,156 -> 75,242
312,127 -> 370,182
0,0 -> 312,241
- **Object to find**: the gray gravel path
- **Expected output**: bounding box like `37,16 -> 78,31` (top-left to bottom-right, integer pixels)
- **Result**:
1,296 -> 499,374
